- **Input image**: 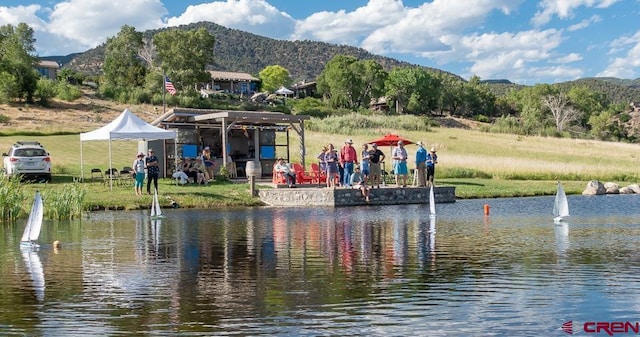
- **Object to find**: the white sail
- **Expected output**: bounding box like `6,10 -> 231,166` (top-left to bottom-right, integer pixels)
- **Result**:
21,191 -> 44,244
429,185 -> 436,217
150,189 -> 165,219
553,182 -> 569,222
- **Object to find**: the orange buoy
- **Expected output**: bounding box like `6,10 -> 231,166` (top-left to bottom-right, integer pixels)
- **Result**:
484,204 -> 490,215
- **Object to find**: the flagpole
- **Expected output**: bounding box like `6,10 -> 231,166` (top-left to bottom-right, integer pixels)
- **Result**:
162,71 -> 166,114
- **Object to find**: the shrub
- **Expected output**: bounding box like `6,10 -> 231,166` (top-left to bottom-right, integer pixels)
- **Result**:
306,113 -> 431,135
35,78 -> 56,105
55,82 -> 83,101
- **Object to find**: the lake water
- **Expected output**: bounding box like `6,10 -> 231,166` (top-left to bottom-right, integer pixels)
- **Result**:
2,194 -> 640,336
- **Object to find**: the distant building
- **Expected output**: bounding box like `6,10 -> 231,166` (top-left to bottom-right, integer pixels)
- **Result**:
36,60 -> 59,80
205,70 -> 260,94
291,80 -> 317,98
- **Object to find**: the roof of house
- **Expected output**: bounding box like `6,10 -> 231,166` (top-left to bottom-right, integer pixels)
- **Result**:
208,71 -> 259,82
291,81 -> 316,90
38,60 -> 60,69
152,108 -> 309,127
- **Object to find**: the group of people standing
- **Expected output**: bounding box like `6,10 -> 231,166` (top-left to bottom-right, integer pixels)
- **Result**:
132,148 -> 159,196
317,139 -> 438,194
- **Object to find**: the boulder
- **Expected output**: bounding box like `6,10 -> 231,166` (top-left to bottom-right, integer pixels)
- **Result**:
582,180 -> 605,195
628,184 -> 640,194
620,186 -> 636,194
604,182 -> 620,194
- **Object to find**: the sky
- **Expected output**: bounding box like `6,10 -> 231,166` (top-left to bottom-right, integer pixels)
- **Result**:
1,0 -> 639,85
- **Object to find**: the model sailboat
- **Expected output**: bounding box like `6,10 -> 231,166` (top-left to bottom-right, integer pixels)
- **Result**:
21,191 -> 44,248
429,185 -> 436,218
150,189 -> 165,219
553,182 -> 569,223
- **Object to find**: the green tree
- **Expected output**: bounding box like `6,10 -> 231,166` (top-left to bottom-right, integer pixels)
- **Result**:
566,86 -> 606,128
102,25 -> 146,88
0,23 -> 39,102
259,65 -> 291,93
458,75 -> 496,118
385,66 -> 440,114
435,73 -> 464,116
588,103 -> 625,140
508,84 -> 558,134
153,28 -> 215,90
351,59 -> 387,109
316,55 -> 360,109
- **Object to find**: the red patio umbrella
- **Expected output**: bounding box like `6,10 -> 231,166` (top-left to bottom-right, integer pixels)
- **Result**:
367,134 -> 414,184
367,134 -> 414,147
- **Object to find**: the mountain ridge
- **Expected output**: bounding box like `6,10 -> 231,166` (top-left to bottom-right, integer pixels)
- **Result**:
44,21 -> 640,103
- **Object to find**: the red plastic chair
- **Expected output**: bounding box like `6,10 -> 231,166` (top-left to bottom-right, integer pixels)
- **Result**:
272,170 -> 287,185
311,163 -> 326,185
292,163 -> 314,184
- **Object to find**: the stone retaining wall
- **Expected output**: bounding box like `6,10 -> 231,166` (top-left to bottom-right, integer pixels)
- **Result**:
258,186 -> 456,207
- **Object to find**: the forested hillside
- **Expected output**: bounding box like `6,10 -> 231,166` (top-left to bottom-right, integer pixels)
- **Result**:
63,21 -> 453,82
58,21 -> 640,106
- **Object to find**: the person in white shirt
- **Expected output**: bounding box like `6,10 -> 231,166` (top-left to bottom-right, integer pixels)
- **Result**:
132,152 -> 146,196
274,158 -> 297,187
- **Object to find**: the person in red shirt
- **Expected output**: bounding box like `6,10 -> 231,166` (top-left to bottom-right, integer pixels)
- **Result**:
340,139 -> 358,187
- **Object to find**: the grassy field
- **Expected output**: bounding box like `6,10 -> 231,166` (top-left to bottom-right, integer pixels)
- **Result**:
3,127 -> 640,183
300,127 -> 640,182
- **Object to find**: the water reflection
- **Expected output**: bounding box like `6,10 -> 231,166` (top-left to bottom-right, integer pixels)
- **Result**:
554,222 -> 569,257
2,195 -> 640,335
20,246 -> 45,302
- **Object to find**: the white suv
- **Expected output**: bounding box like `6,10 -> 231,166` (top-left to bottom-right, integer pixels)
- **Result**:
2,141 -> 52,182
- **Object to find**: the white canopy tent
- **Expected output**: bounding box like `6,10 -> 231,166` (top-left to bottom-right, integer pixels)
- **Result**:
80,109 -> 176,189
275,86 -> 293,96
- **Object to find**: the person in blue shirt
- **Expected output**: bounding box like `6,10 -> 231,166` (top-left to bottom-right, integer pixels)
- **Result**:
415,141 -> 427,187
426,147 -> 438,187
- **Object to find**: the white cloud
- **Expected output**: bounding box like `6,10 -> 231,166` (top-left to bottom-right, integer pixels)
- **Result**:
456,29 -> 564,80
532,0 -> 620,26
567,14 -> 600,31
552,52 -> 583,63
47,0 -> 167,52
597,31 -> 640,78
0,5 -> 47,29
167,0 -> 295,39
292,0 -> 405,46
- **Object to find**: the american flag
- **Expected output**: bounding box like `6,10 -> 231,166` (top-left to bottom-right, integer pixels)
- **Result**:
164,76 -> 176,95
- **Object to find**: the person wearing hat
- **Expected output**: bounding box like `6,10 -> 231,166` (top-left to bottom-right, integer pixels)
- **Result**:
392,140 -> 408,187
368,143 -> 385,188
415,141 -> 428,187
132,152 -> 146,196
339,139 -> 358,187
145,148 -> 160,194
426,147 -> 438,187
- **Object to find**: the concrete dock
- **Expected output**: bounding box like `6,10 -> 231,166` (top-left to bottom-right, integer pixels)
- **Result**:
257,185 -> 456,207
